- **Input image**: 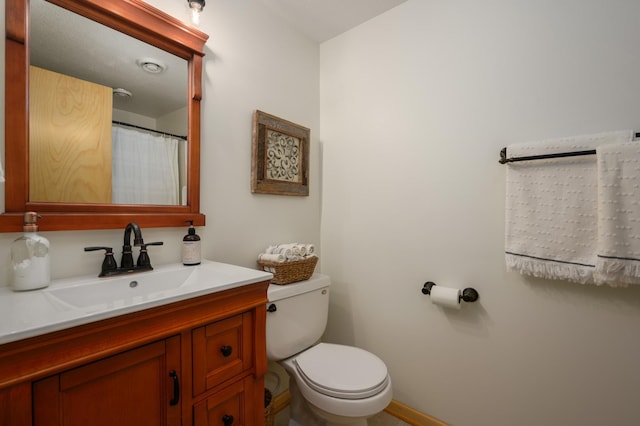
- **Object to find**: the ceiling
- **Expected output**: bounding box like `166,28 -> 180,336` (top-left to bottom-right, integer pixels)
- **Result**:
262,0 -> 408,42
29,0 -> 408,121
30,0 -> 187,120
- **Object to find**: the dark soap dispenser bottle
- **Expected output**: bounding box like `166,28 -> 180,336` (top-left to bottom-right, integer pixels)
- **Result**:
182,220 -> 201,266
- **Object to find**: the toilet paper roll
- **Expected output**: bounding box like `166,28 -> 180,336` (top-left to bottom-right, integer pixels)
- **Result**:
430,286 -> 461,309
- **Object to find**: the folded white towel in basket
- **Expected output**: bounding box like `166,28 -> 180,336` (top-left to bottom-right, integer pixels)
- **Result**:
264,243 -> 316,260
595,141 -> 640,286
258,253 -> 286,263
277,243 -> 303,257
505,130 -> 633,284
265,245 -> 293,259
259,243 -> 317,269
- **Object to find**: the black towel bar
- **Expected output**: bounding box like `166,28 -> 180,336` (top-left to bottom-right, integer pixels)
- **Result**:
499,132 -> 640,164
499,148 -> 596,164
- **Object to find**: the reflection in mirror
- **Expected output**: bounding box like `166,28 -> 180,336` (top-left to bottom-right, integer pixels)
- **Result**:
29,0 -> 188,206
2,0 -> 208,231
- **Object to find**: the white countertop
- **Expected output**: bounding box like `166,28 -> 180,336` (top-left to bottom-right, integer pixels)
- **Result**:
0,260 -> 272,345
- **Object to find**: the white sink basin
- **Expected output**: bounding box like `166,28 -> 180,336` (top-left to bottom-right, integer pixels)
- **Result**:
45,267 -> 195,310
0,260 -> 273,345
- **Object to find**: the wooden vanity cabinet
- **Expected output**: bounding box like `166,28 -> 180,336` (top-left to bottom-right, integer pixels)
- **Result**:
0,281 -> 269,426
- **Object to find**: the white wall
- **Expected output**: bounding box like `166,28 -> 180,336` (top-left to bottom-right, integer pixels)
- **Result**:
320,1 -> 640,425
4,1 -> 640,424
0,0 -> 321,285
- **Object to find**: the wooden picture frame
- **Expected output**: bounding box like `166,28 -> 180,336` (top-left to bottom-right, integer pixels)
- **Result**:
251,110 -> 310,196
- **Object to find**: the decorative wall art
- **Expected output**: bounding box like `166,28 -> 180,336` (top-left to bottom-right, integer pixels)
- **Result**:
251,110 -> 310,196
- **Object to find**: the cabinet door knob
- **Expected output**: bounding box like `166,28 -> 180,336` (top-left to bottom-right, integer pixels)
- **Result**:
220,345 -> 233,357
222,414 -> 234,426
169,370 -> 180,406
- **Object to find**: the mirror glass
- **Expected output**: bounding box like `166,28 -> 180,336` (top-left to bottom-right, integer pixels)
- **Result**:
29,0 -> 188,206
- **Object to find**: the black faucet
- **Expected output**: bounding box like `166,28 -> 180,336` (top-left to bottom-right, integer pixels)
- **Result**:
121,222 -> 145,269
84,222 -> 163,277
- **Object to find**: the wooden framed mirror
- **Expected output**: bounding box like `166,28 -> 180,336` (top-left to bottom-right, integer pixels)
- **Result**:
2,0 -> 208,231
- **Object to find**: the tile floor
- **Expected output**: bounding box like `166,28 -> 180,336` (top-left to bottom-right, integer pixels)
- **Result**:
274,406 -> 410,426
368,411 -> 411,426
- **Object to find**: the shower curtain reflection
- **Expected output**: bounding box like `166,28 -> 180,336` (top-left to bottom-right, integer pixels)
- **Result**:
112,125 -> 182,205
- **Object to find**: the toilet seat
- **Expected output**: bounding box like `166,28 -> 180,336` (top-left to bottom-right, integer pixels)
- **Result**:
293,343 -> 389,400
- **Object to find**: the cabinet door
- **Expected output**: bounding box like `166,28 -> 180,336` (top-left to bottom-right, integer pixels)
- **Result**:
33,337 -> 181,426
0,382 -> 31,426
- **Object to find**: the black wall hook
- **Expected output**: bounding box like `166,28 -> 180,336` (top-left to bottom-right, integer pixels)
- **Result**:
421,281 -> 479,303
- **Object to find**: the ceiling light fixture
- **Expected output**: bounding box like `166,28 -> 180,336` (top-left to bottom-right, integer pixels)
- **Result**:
113,87 -> 133,97
137,58 -> 166,74
187,0 -> 205,26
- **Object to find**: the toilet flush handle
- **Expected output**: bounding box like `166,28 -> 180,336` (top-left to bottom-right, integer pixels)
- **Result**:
267,303 -> 277,313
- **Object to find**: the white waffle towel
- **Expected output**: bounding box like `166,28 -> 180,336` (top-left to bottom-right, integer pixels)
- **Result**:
595,141 -> 640,286
261,243 -> 317,263
258,253 -> 285,263
505,130 -> 632,284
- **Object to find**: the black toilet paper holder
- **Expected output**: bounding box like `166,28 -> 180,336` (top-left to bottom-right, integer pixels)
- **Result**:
421,281 -> 479,303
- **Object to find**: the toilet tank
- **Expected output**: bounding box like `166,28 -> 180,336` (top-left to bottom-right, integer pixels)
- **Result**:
266,274 -> 330,361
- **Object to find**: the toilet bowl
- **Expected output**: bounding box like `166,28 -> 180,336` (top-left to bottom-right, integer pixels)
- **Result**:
282,343 -> 393,423
266,274 -> 392,426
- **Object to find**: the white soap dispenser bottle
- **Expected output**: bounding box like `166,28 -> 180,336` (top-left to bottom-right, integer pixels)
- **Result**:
11,212 -> 51,291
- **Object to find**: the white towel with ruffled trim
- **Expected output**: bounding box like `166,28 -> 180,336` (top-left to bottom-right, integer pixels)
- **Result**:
505,130 -> 633,284
595,141 -> 640,286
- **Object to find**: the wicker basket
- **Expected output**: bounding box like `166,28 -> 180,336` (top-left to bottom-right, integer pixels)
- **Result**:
264,389 -> 274,426
257,256 -> 318,285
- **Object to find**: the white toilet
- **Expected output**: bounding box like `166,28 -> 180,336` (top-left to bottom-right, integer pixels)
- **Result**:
266,274 -> 392,426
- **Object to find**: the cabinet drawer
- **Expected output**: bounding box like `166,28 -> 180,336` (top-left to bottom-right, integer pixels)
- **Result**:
192,312 -> 253,396
193,380 -> 246,426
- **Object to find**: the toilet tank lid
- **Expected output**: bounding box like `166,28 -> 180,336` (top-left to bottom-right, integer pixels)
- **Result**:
267,274 -> 330,302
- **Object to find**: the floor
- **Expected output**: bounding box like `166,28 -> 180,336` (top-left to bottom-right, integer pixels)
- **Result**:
267,362 -> 411,426
274,406 -> 411,426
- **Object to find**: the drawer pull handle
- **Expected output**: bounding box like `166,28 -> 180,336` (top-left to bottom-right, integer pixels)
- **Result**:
220,345 -> 233,357
169,370 -> 180,406
222,414 -> 234,425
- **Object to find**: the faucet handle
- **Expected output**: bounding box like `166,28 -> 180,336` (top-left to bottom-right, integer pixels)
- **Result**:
84,246 -> 111,252
84,247 -> 118,276
121,244 -> 134,269
136,242 -> 163,268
